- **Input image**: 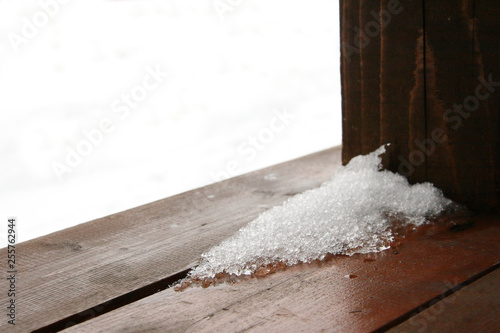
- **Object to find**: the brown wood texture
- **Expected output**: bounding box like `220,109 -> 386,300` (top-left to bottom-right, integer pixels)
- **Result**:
360,0 -> 381,153
340,0 -> 426,181
388,268 -> 500,333
340,0 -> 363,159
62,215 -> 500,333
341,0 -> 500,212
0,148 -> 342,333
424,0 -> 500,213
380,0 -> 426,182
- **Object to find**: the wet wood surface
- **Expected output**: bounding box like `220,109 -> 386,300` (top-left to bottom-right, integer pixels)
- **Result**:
0,147 -> 342,333
388,268 -> 500,333
62,215 -> 500,333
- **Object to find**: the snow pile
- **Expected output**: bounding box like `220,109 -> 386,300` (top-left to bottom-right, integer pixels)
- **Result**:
190,145 -> 454,279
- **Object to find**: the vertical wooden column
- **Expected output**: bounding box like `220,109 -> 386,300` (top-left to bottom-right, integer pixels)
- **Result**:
340,1 -> 363,160
340,0 -> 500,213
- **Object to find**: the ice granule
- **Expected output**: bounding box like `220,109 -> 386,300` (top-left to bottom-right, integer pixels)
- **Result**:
189,144 -> 454,279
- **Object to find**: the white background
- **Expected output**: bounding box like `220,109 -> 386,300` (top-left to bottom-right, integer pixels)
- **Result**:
0,0 -> 341,244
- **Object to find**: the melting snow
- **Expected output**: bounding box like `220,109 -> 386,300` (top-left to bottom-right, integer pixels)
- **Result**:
188,145 -> 454,279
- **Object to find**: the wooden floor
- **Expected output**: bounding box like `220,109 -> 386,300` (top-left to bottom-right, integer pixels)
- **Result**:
1,146 -> 499,332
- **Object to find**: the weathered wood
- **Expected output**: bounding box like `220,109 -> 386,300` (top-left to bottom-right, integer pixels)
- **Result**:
424,0 -> 500,212
341,0 -> 426,183
387,268 -> 500,333
341,0 -> 500,212
0,148 -> 342,332
360,0 -> 381,153
62,216 -> 500,333
477,0 -> 500,215
380,0 -> 426,183
340,0 -> 363,160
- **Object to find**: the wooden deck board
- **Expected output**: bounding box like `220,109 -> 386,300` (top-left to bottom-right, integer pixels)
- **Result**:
62,216 -> 500,333
0,147 -> 342,333
388,267 -> 500,333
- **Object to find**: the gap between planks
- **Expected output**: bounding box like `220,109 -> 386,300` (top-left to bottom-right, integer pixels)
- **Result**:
0,147 -> 342,333
61,215 -> 500,333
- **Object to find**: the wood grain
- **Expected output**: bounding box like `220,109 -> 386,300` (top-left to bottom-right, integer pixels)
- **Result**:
359,0 -> 381,153
341,0 -> 426,183
388,268 -> 500,333
341,0 -> 500,212
62,216 -> 500,333
424,0 -> 500,212
0,147 -> 342,332
340,0 -> 363,161
379,0 -> 426,183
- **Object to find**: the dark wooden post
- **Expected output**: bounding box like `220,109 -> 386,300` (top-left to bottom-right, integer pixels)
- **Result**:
340,0 -> 500,213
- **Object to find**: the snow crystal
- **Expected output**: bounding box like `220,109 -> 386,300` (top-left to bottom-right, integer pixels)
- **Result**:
189,145 -> 454,279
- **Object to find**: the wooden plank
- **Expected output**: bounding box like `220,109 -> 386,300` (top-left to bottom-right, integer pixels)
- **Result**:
380,0 -> 426,183
341,0 -> 427,183
424,0 -> 500,212
387,268 -> 500,333
0,147 -> 342,333
340,0 -> 363,163
476,0 -> 500,214
359,0 -> 381,153
62,215 -> 500,333
341,1 -> 500,212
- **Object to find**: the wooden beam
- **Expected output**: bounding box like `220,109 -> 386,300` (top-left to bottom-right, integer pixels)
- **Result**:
341,0 -> 363,160
424,0 -> 500,212
359,0 -> 381,154
341,0 -> 426,183
341,0 -> 500,212
380,0 -> 426,182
